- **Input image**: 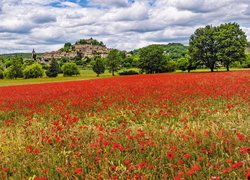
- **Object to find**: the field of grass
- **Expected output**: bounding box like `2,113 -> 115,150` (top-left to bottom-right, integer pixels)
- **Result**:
0,71 -> 249,179
0,70 -> 113,87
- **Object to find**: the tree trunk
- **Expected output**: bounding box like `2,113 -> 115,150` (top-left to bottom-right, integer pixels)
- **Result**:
210,67 -> 214,72
226,64 -> 230,71
97,74 -> 99,77
112,71 -> 114,76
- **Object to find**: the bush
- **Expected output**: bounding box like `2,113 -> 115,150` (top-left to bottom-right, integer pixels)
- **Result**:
62,63 -> 80,76
46,59 -> 59,77
242,54 -> 250,68
164,60 -> 177,72
4,65 -> 23,79
23,63 -> 44,79
177,58 -> 189,71
119,69 -> 139,76
230,61 -> 242,68
0,69 -> 4,79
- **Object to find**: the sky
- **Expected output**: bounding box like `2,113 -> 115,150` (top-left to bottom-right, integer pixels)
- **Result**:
0,0 -> 249,54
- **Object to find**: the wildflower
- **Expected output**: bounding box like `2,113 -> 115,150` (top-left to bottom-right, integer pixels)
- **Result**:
110,165 -> 116,170
239,147 -> 250,154
210,176 -> 220,180
183,153 -> 192,159
124,160 -> 131,165
167,151 -> 175,160
230,162 -> 243,169
56,168 -> 64,173
236,133 -> 245,141
226,159 -> 233,163
34,178 -> 48,180
74,168 -> 83,175
178,159 -> 184,165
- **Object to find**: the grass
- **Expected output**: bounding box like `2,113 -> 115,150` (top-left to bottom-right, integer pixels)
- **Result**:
0,70 -> 113,87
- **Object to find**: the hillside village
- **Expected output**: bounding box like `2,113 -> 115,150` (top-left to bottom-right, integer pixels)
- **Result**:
39,38 -> 112,63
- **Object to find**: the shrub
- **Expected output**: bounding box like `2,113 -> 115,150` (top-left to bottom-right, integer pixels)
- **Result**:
62,63 -> 80,76
4,65 -> 23,79
0,69 -> 4,79
177,57 -> 189,71
23,63 -> 44,79
46,59 -> 60,77
164,60 -> 177,72
119,69 -> 139,76
242,54 -> 250,68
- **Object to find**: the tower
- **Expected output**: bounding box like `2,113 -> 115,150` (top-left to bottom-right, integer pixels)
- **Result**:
32,49 -> 37,61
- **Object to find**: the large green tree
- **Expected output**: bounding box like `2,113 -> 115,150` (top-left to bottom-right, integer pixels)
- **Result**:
138,45 -> 167,73
46,59 -> 60,77
216,23 -> 247,71
106,49 -> 122,76
92,56 -> 105,77
189,25 -> 218,72
189,23 -> 248,72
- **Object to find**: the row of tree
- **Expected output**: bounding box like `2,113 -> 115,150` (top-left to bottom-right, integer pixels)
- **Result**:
0,56 -> 80,79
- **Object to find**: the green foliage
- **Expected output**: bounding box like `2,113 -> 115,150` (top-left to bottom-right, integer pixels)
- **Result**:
24,59 -> 35,66
242,54 -> 250,68
62,63 -> 80,76
216,23 -> 247,71
77,38 -> 105,46
189,25 -> 218,72
121,56 -> 140,68
107,49 -> 122,76
4,57 -> 23,79
23,63 -> 44,79
0,67 -> 4,79
60,42 -> 72,52
139,45 -> 173,73
162,43 -> 188,60
134,43 -> 188,60
118,69 -> 139,76
46,59 -> 60,77
177,57 -> 189,71
164,60 -> 177,72
92,56 -> 105,77
189,23 -> 247,72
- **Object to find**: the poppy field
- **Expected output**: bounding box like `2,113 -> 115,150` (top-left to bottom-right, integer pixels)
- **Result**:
0,71 -> 249,179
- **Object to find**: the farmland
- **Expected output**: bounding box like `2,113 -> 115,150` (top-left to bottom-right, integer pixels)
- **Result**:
0,71 -> 249,179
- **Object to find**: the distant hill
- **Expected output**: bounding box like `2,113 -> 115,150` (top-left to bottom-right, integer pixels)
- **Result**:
0,53 -> 43,59
134,43 -> 188,60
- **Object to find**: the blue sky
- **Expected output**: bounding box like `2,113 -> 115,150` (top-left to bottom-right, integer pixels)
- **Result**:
0,0 -> 249,54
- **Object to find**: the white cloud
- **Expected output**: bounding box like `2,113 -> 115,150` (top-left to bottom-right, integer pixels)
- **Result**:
89,0 -> 129,7
0,0 -> 249,53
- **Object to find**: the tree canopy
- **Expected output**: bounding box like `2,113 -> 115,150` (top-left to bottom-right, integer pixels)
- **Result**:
106,49 -> 122,76
189,23 -> 247,72
139,45 -> 168,73
92,56 -> 105,77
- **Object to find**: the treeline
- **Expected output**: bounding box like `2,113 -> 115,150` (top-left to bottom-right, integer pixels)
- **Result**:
0,56 -> 81,79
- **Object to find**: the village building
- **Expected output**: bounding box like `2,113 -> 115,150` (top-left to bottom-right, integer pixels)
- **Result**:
39,39 -> 111,63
